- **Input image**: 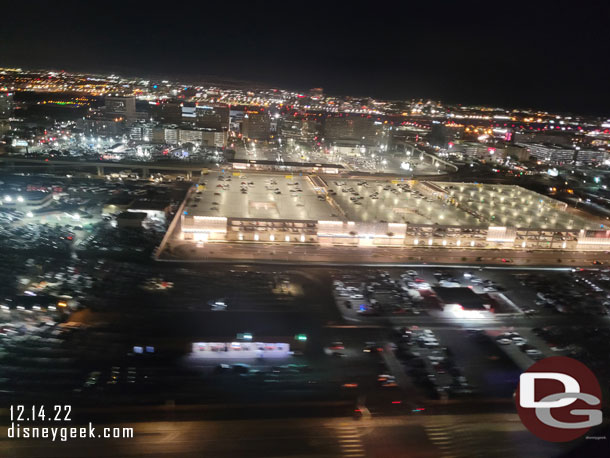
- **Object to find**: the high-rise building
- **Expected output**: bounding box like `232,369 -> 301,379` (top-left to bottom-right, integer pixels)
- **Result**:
82,118 -> 125,137
148,126 -> 166,144
151,101 -> 182,124
130,123 -> 170,143
164,126 -> 179,145
195,105 -> 230,130
324,115 -> 381,145
428,123 -> 450,148
279,118 -> 320,142
178,128 -> 227,147
181,102 -> 197,120
129,124 -> 145,141
104,96 -> 136,123
241,110 -> 271,140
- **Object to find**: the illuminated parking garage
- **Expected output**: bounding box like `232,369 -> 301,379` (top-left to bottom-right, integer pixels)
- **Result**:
172,171 -> 610,252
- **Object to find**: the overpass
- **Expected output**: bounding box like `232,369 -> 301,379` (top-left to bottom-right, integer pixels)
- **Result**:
405,141 -> 459,172
0,155 -> 459,181
0,157 -> 216,179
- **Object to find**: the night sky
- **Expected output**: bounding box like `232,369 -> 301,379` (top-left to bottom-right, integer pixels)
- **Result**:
1,1 -> 609,115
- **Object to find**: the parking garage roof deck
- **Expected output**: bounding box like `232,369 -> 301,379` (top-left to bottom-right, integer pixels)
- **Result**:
187,171 -> 341,221
326,178 -> 481,226
438,182 -> 595,231
187,173 -> 599,231
325,179 -> 598,230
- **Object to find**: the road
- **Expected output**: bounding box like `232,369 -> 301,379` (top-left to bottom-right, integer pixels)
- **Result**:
0,414 -> 571,458
162,241 -> 610,267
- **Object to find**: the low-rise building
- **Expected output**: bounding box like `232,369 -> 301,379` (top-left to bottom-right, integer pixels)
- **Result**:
575,149 -> 606,164
521,143 -> 575,164
103,195 -> 135,216
172,173 -> 610,252
117,211 -> 147,228
128,200 -> 170,224
0,191 -> 54,211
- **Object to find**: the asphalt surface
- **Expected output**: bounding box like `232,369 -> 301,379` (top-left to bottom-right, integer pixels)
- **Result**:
0,414 -> 570,458
163,241 -> 610,267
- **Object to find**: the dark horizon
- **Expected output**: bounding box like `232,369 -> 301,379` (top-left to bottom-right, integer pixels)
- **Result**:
1,0 -> 609,116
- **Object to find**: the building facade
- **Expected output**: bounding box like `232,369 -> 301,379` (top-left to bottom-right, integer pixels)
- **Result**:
104,96 -> 137,123
241,111 -> 271,140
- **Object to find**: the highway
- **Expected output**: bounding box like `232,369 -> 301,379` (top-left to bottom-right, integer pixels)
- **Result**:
0,157 -> 210,174
0,156 -> 452,181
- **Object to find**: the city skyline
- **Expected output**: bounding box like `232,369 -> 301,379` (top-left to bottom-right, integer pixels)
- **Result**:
1,1 -> 609,115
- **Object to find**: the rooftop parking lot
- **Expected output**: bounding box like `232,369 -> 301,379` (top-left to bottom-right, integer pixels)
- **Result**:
439,183 -> 595,230
189,175 -> 599,235
327,179 -> 480,225
189,171 -> 340,221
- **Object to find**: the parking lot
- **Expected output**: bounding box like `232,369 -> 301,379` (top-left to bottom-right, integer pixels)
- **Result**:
2,171 -> 610,424
444,183 -> 594,230
431,328 -> 521,398
332,267 -> 519,320
0,174 -> 186,259
189,171 -> 339,221
327,179 -> 478,225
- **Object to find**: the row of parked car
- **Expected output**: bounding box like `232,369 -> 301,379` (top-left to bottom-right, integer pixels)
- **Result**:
395,327 -> 475,399
494,331 -> 543,359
